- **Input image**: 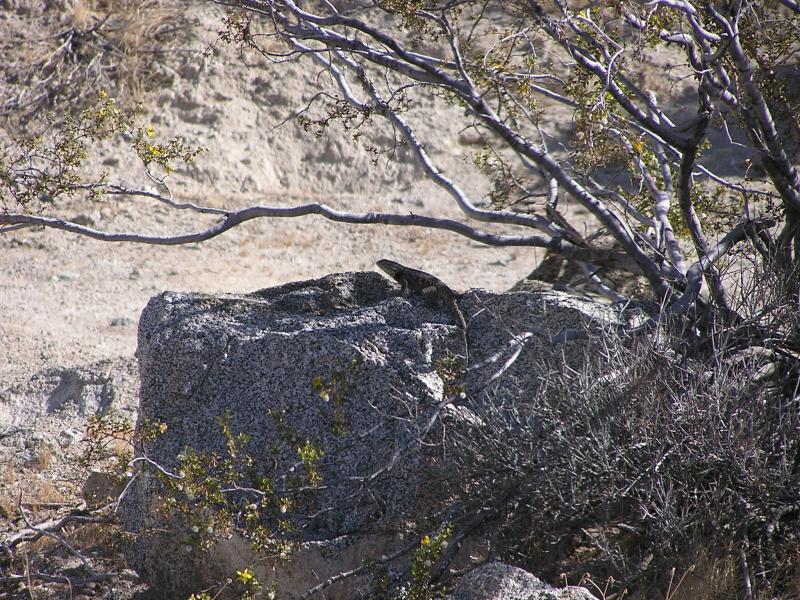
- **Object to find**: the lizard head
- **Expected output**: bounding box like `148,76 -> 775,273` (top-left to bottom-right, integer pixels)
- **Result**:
376,259 -> 401,277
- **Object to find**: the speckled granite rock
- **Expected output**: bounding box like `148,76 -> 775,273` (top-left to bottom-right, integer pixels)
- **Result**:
446,562 -> 595,600
119,270 -> 620,598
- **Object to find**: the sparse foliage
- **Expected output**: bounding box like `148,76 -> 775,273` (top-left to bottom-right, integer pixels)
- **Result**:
0,414 -> 136,597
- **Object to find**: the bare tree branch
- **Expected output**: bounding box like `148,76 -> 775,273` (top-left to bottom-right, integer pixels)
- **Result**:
664,218 -> 775,319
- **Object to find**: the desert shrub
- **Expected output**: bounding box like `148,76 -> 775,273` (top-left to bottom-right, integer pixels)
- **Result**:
440,262 -> 800,599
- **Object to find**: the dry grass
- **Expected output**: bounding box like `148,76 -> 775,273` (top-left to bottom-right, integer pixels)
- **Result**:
0,0 -> 191,127
644,553 -> 740,600
0,464 -> 18,521
0,465 -> 68,524
25,480 -> 68,506
0,435 -> 126,600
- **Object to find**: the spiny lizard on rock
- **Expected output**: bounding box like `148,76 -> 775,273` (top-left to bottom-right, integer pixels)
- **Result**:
377,258 -> 469,366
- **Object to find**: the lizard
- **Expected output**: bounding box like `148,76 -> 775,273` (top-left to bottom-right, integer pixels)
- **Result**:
376,258 -> 469,366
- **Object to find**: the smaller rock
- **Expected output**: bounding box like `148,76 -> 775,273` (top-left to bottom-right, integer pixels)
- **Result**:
71,212 -> 101,227
59,428 -> 81,447
82,470 -> 128,507
24,432 -> 46,449
0,426 -> 25,440
110,317 -> 134,327
445,562 -> 594,600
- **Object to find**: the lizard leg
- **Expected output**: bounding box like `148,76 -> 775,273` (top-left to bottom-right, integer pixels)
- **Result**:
421,286 -> 440,307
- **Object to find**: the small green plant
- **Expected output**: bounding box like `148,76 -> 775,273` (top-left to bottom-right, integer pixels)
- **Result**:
370,526 -> 454,599
80,412 -> 134,482
234,567 -> 262,600
152,412 -> 296,558
296,439 -> 325,486
434,356 -> 465,398
185,570 -> 272,600
310,357 -> 363,435
404,526 -> 453,600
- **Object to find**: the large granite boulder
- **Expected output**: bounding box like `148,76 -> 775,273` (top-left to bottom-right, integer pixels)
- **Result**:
119,270 -> 620,598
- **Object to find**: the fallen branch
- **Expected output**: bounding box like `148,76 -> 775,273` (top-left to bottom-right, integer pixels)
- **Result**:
4,506 -> 116,550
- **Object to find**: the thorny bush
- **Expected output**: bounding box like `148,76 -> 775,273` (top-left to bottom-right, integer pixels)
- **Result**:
440,261 -> 800,599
